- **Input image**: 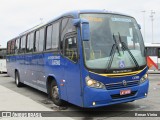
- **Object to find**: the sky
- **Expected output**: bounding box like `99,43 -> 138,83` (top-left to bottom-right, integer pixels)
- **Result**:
0,0 -> 160,48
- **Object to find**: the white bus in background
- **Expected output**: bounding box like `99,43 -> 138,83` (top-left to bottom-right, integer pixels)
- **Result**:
0,48 -> 7,73
145,43 -> 160,70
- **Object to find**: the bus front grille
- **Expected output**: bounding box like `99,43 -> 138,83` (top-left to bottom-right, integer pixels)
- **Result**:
105,80 -> 139,90
111,91 -> 137,99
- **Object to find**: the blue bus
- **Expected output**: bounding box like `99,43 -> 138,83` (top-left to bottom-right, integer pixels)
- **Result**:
6,10 -> 149,108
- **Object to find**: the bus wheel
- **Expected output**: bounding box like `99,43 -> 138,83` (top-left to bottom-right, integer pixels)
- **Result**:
50,81 -> 64,106
15,71 -> 23,87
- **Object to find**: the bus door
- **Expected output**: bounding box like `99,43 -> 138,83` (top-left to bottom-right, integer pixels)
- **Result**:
158,48 -> 160,70
62,34 -> 83,106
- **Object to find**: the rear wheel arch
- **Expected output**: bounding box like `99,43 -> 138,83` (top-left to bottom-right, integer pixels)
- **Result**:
15,69 -> 23,87
15,69 -> 18,78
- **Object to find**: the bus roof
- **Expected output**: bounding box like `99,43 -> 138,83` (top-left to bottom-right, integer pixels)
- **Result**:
9,9 -> 133,41
145,43 -> 160,47
48,9 -> 131,23
20,10 -> 132,35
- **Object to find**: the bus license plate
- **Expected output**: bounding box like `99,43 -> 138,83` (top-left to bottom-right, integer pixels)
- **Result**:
120,89 -> 131,95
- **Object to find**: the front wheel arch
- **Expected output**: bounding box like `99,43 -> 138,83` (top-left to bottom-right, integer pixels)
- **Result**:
46,76 -> 57,98
46,76 -> 65,106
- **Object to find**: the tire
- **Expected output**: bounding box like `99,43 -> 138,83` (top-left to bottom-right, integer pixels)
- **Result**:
15,71 -> 23,87
50,81 -> 65,106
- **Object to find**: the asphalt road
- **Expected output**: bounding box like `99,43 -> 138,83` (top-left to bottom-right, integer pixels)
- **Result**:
0,73 -> 160,120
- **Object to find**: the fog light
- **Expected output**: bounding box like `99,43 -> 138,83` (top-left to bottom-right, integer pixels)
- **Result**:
92,102 -> 96,106
145,93 -> 147,96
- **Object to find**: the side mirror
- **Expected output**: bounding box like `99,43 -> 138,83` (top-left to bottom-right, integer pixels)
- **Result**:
73,19 -> 90,41
81,22 -> 90,41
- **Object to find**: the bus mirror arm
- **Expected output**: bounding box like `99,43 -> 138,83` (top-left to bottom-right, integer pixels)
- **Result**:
72,19 -> 89,26
73,19 -> 81,26
73,19 -> 90,41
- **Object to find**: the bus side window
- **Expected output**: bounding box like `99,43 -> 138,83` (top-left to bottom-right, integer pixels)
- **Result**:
158,48 -> 160,58
20,36 -> 26,53
60,18 -> 76,52
0,49 -> 2,59
26,34 -> 30,53
64,36 -> 78,62
39,28 -> 45,52
35,28 -> 45,52
46,25 -> 52,50
11,40 -> 15,54
7,41 -> 11,55
29,32 -> 34,52
35,30 -> 40,52
15,38 -> 20,54
146,47 -> 157,56
26,32 -> 34,53
52,22 -> 59,49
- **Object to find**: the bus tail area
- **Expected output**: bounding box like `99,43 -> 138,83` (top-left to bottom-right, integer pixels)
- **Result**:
0,48 -> 7,73
0,59 -> 7,73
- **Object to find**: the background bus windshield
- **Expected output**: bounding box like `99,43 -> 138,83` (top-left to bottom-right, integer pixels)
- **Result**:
80,14 -> 146,71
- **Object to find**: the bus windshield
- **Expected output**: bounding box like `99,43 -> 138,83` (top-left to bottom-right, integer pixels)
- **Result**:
80,14 -> 146,72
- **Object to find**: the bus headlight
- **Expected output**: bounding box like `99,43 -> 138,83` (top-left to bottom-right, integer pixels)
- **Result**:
85,76 -> 106,89
140,74 -> 148,84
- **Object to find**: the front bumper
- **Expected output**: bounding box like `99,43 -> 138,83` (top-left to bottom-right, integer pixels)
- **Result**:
83,79 -> 149,108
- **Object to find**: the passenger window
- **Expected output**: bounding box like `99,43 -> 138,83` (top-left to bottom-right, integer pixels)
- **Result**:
11,40 -> 15,54
46,25 -> 52,50
29,33 -> 34,52
46,21 -> 60,50
146,47 -> 157,56
35,31 -> 39,52
26,34 -> 30,53
52,22 -> 59,49
64,36 -> 78,62
61,18 -> 76,51
15,38 -> 19,54
39,28 -> 45,51
35,28 -> 45,52
7,41 -> 11,55
26,32 -> 34,53
20,36 -> 26,53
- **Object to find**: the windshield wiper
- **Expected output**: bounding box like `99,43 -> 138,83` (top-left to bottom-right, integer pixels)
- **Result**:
106,44 -> 116,71
106,34 -> 121,71
113,34 -> 121,56
118,32 -> 140,69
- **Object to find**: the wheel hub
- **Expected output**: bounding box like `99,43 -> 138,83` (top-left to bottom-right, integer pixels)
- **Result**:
52,86 -> 59,100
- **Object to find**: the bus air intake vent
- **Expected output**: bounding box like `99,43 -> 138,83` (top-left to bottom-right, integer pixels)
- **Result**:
105,80 -> 139,90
